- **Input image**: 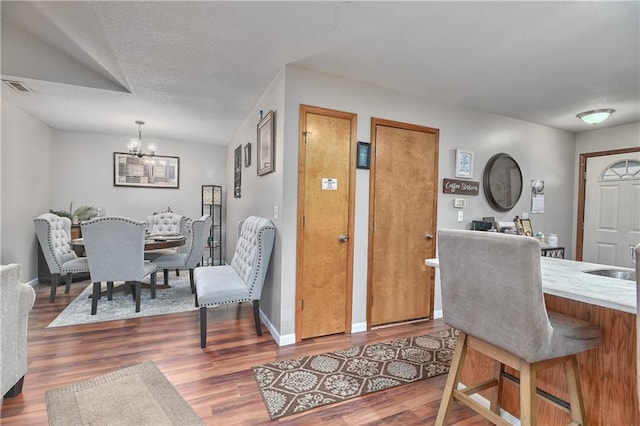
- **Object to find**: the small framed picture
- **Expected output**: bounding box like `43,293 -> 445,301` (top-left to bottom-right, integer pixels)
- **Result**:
257,110 -> 275,176
515,217 -> 534,237
455,148 -> 474,179
244,143 -> 251,168
356,142 -> 371,169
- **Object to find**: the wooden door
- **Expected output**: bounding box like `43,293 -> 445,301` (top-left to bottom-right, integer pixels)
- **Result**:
583,152 -> 640,267
368,118 -> 438,327
296,105 -> 356,340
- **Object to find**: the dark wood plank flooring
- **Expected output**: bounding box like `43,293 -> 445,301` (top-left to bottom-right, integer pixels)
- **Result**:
1,280 -> 483,425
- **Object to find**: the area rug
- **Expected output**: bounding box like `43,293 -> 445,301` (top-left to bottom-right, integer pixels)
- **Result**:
47,274 -> 197,328
252,327 -> 458,420
45,361 -> 203,426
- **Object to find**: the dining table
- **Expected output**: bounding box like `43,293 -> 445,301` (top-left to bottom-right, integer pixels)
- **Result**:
71,235 -> 186,252
71,235 -> 186,296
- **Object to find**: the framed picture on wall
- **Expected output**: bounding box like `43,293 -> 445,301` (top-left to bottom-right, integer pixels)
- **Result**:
455,148 -> 474,179
257,110 -> 275,176
234,145 -> 242,198
113,152 -> 179,188
356,142 -> 371,169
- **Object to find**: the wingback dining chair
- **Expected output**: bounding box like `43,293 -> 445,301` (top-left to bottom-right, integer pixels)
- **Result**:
144,212 -> 186,262
194,216 -> 275,347
436,230 -> 601,426
151,215 -> 211,292
34,213 -> 90,302
81,216 -> 157,315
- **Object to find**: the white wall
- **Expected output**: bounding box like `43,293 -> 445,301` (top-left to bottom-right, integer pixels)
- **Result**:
225,68 -> 286,337
1,100 -> 55,281
52,130 -> 226,223
0,102 -> 227,282
267,66 -> 577,339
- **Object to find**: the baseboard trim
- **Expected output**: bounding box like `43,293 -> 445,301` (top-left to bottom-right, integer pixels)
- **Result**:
259,309 -> 295,346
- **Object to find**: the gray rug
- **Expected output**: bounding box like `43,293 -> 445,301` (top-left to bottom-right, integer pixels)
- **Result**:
45,361 -> 204,426
252,327 -> 458,420
48,274 -> 197,327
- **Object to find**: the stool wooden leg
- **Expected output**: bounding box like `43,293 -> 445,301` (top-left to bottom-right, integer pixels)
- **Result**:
564,355 -> 586,424
520,363 -> 537,426
436,332 -> 468,426
490,362 -> 505,417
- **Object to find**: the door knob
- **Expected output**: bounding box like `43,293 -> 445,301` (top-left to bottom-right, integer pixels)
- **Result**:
425,233 -> 434,240
339,234 -> 349,242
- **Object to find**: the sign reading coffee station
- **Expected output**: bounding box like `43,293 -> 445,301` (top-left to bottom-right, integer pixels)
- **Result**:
442,178 -> 480,195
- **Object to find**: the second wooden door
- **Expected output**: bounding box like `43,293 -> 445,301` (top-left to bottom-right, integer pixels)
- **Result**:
368,118 -> 439,327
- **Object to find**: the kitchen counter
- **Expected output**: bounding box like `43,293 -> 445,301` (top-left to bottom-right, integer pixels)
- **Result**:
426,256 -> 638,425
426,256 -> 636,314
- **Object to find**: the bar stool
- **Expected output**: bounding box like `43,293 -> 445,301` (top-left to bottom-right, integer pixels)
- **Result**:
435,230 -> 601,426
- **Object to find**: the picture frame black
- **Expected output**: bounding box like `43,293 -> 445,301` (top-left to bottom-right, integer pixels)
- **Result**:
113,152 -> 179,189
356,141 -> 370,169
257,110 -> 275,176
234,145 -> 242,198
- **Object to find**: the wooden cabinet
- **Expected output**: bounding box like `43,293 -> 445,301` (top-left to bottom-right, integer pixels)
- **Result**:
541,246 -> 564,259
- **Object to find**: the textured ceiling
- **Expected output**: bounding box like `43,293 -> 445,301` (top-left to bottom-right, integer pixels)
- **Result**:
1,1 -> 638,146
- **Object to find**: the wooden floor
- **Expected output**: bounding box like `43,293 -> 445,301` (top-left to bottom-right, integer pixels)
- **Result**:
1,280 -> 484,425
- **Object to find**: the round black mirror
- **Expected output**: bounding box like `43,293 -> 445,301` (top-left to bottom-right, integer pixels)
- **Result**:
483,153 -> 523,212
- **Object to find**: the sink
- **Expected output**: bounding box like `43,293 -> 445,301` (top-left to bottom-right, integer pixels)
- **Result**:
583,269 -> 636,281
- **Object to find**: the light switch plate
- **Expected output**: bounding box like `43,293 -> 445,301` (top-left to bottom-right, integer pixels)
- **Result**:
273,205 -> 279,220
453,198 -> 466,208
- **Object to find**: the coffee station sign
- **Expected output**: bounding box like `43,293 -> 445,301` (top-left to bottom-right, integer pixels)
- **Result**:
442,178 -> 480,195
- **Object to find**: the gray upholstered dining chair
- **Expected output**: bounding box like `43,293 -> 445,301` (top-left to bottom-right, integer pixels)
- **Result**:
34,213 -> 90,302
436,230 -> 601,426
81,216 -> 157,315
636,243 -> 640,404
151,215 -> 211,293
194,216 -> 275,347
144,212 -> 186,262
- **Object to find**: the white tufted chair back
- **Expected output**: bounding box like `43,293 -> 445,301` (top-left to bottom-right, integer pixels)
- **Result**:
230,216 -> 276,299
34,213 -> 78,274
146,212 -> 185,235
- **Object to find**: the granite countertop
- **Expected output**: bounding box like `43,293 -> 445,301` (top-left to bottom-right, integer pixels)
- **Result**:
425,257 -> 636,315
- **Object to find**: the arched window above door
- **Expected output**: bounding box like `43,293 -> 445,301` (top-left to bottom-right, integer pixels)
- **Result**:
600,160 -> 640,181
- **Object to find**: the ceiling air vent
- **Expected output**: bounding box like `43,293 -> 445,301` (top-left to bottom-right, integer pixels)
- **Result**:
2,79 -> 32,93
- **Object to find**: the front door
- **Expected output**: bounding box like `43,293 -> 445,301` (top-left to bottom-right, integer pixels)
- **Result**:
296,105 -> 356,340
583,151 -> 640,267
368,118 -> 439,327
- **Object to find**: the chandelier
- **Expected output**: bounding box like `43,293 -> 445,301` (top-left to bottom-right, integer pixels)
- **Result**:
127,120 -> 156,157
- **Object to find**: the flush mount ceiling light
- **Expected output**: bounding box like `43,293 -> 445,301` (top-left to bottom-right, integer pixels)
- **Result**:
127,120 -> 156,157
576,109 -> 615,125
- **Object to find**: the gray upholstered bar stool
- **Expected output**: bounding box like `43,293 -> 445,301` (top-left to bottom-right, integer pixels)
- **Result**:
435,230 -> 601,426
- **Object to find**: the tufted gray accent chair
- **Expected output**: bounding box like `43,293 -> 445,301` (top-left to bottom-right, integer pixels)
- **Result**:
435,230 -> 601,426
146,212 -> 185,235
151,215 -> 211,293
81,216 -> 157,315
194,216 -> 275,348
1,264 -> 36,398
636,244 -> 640,403
34,213 -> 90,302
